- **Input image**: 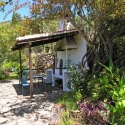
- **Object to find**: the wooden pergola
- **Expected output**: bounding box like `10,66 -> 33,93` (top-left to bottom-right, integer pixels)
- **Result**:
12,30 -> 79,98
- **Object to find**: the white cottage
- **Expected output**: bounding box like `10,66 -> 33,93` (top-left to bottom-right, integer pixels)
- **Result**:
12,21 -> 88,97
46,32 -> 88,91
45,19 -> 88,91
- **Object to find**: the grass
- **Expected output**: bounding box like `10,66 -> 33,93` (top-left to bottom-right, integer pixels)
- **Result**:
60,112 -> 75,125
0,21 -> 10,26
8,72 -> 18,79
56,91 -> 78,110
56,91 -> 80,125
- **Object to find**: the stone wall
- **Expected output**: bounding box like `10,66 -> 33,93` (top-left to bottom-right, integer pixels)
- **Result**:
36,53 -> 54,72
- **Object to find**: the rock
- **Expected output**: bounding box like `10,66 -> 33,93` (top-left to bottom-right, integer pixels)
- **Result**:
30,113 -> 39,121
51,103 -> 66,114
46,103 -> 54,111
0,117 -> 9,124
0,79 -> 63,125
17,118 -> 31,125
0,105 -> 2,109
0,106 -> 11,113
48,119 -> 59,125
38,110 -> 51,119
5,120 -> 17,125
23,113 -> 30,119
33,121 -> 48,125
2,111 -> 14,118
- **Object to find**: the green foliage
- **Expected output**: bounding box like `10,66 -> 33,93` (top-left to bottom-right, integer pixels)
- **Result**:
0,22 -> 28,80
113,36 -> 125,43
57,92 -> 79,125
8,72 -> 18,79
68,66 -> 92,97
0,12 -> 58,80
69,59 -> 125,124
11,13 -> 22,24
2,61 -> 18,71
56,91 -> 78,110
60,111 -> 75,125
83,60 -> 125,125
0,67 -> 7,80
93,64 -> 125,124
91,65 -> 125,124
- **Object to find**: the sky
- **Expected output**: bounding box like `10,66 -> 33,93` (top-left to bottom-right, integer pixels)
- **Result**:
0,0 -> 32,22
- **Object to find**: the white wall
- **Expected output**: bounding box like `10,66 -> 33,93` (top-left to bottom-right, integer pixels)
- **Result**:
56,34 -> 87,68
72,34 -> 87,67
56,51 -> 66,68
46,34 -> 88,91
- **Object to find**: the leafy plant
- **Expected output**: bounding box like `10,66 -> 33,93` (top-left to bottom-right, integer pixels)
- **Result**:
68,59 -> 125,124
94,60 -> 125,124
78,101 -> 109,124
68,65 -> 91,97
92,62 -> 125,124
0,67 -> 8,80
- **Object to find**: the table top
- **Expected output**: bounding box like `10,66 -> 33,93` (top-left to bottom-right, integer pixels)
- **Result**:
32,75 -> 43,79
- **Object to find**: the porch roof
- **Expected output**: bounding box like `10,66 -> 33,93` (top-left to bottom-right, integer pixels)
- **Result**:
12,30 -> 79,51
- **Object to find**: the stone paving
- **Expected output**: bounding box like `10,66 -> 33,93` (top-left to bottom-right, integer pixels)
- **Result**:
0,80 -> 64,125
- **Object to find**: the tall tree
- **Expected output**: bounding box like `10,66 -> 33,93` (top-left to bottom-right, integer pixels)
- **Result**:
35,0 -> 125,72
3,0 -> 125,72
11,12 -> 22,24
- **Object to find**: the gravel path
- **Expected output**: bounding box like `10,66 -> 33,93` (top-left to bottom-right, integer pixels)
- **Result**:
0,80 -> 63,125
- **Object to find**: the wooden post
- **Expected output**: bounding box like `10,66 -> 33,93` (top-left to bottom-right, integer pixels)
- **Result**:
29,45 -> 33,98
65,38 -> 68,68
19,50 -> 22,79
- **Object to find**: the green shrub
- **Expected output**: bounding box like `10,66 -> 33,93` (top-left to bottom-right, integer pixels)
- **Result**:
92,63 -> 125,124
68,59 -> 125,124
68,66 -> 91,97
8,72 -> 18,79
0,68 -> 7,80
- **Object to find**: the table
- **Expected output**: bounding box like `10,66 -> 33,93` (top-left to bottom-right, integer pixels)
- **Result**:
32,75 -> 43,86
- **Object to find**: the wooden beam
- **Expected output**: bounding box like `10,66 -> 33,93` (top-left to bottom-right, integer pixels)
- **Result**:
18,43 -> 29,49
12,30 -> 79,51
14,30 -> 78,45
29,45 -> 33,98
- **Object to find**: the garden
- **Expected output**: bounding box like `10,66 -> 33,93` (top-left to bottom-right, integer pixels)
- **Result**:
0,0 -> 125,125
57,59 -> 125,125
